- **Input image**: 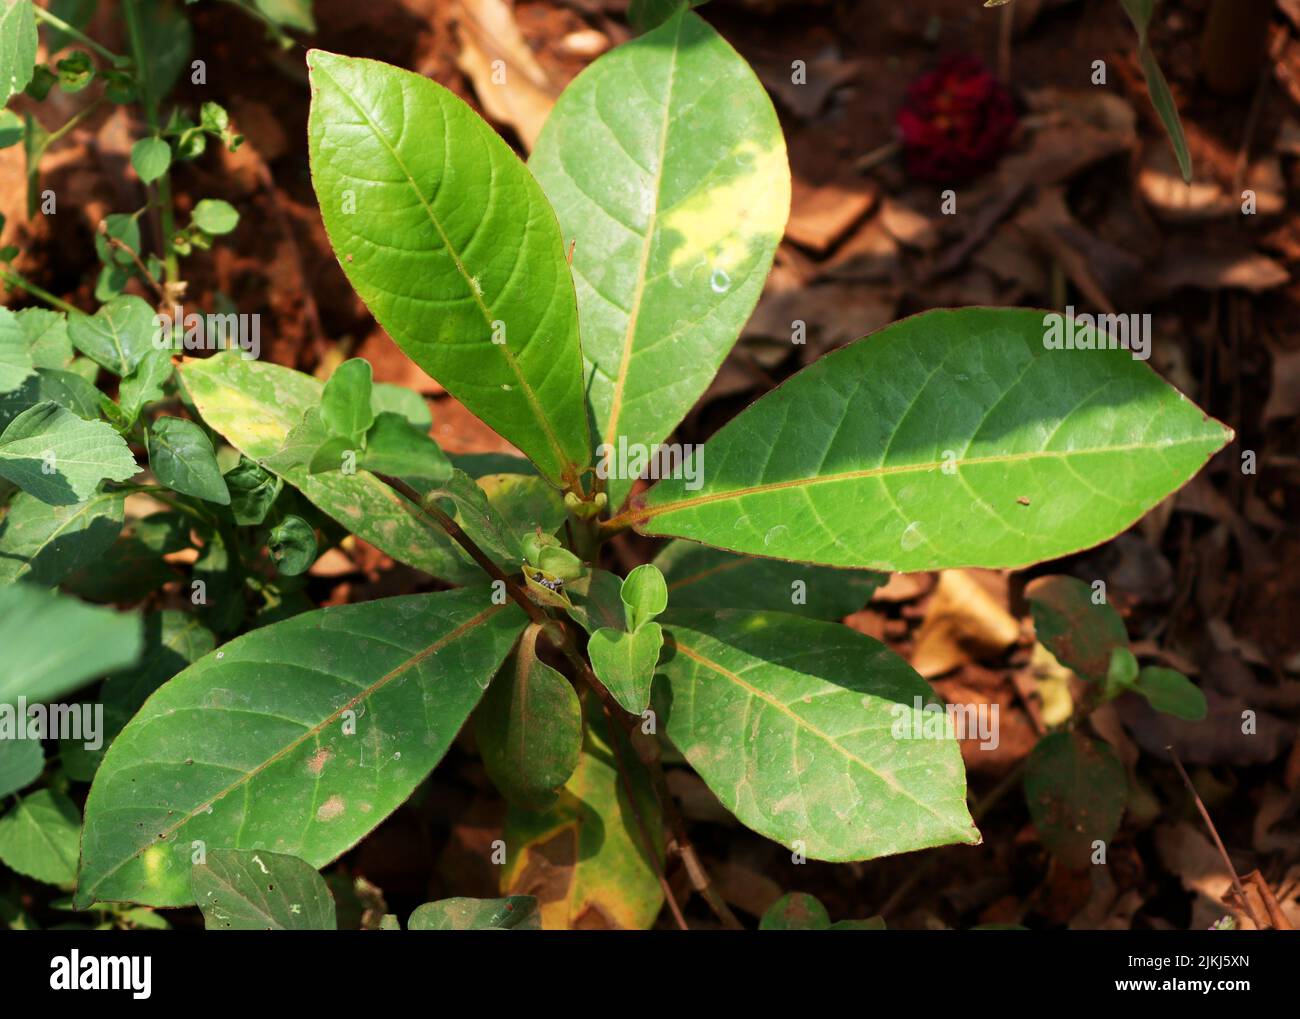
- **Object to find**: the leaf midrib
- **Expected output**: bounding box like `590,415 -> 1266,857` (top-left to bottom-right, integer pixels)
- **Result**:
82,601 -> 509,898
638,435 -> 1218,524
313,60 -> 581,484
600,13 -> 683,452
671,634 -> 974,840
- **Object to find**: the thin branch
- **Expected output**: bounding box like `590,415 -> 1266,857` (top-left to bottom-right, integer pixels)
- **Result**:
1168,746 -> 1265,929
97,221 -> 166,303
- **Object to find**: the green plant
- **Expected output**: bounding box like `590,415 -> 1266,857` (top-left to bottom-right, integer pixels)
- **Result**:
0,2 -> 1230,930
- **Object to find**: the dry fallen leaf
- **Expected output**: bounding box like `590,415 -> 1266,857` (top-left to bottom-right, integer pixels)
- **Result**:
911,569 -> 1021,678
454,0 -> 558,151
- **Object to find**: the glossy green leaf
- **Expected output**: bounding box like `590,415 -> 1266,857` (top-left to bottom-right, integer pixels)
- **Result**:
0,0 -> 37,105
16,307 -> 72,370
62,611 -> 216,782
621,564 -> 667,632
359,412 -> 452,483
148,416 -> 231,505
530,10 -> 788,509
118,348 -> 174,425
0,490 -> 126,586
370,382 -> 431,430
307,50 -> 590,489
0,401 -> 138,503
130,136 -> 171,183
1023,731 -> 1126,869
179,353 -> 481,584
77,588 -> 526,907
192,848 -> 337,930
1133,666 -> 1207,721
1026,574 -> 1129,684
320,357 -> 373,444
656,609 -> 979,861
475,624 -> 582,811
408,896 -> 539,930
191,198 -> 239,235
0,368 -> 101,434
0,307 -> 34,392
0,736 -> 43,798
635,308 -> 1231,572
0,582 -> 142,704
0,789 -> 80,886
588,622 -> 663,716
502,700 -> 663,929
267,514 -> 316,575
654,541 -> 885,620
66,296 -> 156,376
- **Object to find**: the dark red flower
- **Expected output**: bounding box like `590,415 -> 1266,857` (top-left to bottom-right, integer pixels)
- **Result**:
896,54 -> 1018,182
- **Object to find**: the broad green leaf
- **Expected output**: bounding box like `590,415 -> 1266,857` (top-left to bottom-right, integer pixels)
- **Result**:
654,541 -> 885,621
66,295 -> 157,376
192,848 -> 337,930
0,0 -> 37,105
118,348 -> 174,425
0,401 -> 138,503
148,416 -> 231,504
16,307 -> 73,369
320,357 -> 374,443
0,368 -> 101,433
267,513 -> 316,575
191,198 -> 239,235
179,352 -> 484,584
635,308 -> 1232,572
0,582 -> 142,704
656,610 -> 979,861
307,50 -> 591,489
1026,575 -> 1129,684
1133,666 -> 1207,721
1121,0 -> 1191,182
408,896 -> 540,930
502,700 -> 664,929
760,892 -> 830,930
0,789 -> 80,886
62,611 -> 216,782
77,588 -> 527,907
0,489 -> 126,586
530,10 -> 788,509
359,412 -> 451,483
0,307 -> 34,392
130,136 -> 171,183
621,563 -> 667,632
371,382 -> 431,430
475,624 -> 582,811
588,622 -> 663,715
1023,731 -> 1126,869
0,736 -> 42,798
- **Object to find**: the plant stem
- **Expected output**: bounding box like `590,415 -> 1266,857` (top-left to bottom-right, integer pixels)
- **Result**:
121,0 -> 179,285
0,268 -> 80,314
373,472 -> 745,929
33,6 -> 122,64
1168,746 -> 1265,929
44,97 -> 106,148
